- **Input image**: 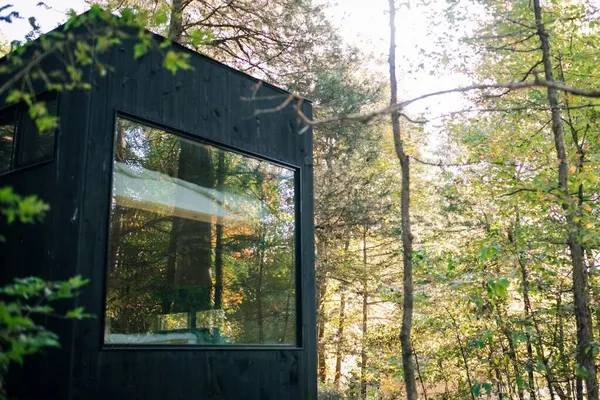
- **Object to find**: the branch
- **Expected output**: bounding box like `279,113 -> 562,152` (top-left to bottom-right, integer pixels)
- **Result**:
410,155 -> 501,168
403,103 -> 599,124
499,188 -> 545,197
294,79 -> 600,128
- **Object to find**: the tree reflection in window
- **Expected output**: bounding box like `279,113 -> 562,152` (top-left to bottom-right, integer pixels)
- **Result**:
104,118 -> 296,346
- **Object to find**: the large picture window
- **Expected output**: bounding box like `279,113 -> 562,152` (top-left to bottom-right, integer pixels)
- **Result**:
104,117 -> 297,346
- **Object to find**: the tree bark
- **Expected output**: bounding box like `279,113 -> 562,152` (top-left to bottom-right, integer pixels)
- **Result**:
532,1 -> 598,398
316,237 -> 329,383
334,285 -> 346,389
168,0 -> 184,42
447,308 -> 475,400
413,346 -> 428,400
512,213 -> 537,400
361,226 -> 369,400
213,151 -> 225,342
387,1 -> 417,399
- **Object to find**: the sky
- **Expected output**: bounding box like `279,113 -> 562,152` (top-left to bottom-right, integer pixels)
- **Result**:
321,0 -> 472,116
1,0 -> 87,40
0,0 -> 471,117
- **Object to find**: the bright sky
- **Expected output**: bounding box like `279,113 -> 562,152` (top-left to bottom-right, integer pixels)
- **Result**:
0,0 -> 471,118
321,0 -> 472,116
0,0 -> 87,40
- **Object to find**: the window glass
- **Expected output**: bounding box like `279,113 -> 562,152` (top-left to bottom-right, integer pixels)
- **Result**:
15,100 -> 57,167
0,109 -> 16,174
104,117 -> 297,346
0,96 -> 57,174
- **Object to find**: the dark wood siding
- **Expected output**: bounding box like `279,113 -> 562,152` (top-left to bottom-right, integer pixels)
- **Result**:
0,67 -> 94,399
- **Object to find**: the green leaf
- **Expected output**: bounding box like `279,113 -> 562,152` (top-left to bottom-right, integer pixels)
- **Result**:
189,29 -> 214,47
66,307 -> 85,319
482,383 -> 492,394
88,4 -> 103,19
536,360 -> 546,373
487,278 -> 510,299
153,11 -> 168,25
134,42 -> 148,59
574,364 -> 588,379
516,375 -> 524,389
120,7 -> 134,24
478,244 -> 499,261
6,89 -> 24,104
163,50 -> 192,74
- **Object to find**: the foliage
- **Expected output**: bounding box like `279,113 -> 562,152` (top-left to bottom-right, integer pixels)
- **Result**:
0,187 -> 48,229
0,276 -> 90,400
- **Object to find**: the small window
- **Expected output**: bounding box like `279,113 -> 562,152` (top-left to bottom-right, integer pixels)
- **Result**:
0,96 -> 57,174
104,117 -> 297,346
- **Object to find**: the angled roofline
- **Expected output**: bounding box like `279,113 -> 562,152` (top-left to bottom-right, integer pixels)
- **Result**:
4,8 -> 312,104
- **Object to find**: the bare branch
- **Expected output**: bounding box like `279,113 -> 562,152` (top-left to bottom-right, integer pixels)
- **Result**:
247,77 -> 600,130
314,79 -> 600,127
401,103 -> 599,125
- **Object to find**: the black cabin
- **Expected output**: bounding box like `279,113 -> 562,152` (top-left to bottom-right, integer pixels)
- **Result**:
0,12 -> 315,400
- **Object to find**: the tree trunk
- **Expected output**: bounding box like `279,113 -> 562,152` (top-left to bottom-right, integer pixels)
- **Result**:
256,226 -> 266,344
316,237 -> 329,383
334,286 -> 346,389
447,308 -> 475,400
361,226 -> 369,400
168,0 -> 184,42
175,142 -> 213,328
513,213 -> 537,400
213,151 -> 225,342
532,1 -> 598,398
413,346 -> 428,400
387,1 -> 417,399
498,317 -> 524,400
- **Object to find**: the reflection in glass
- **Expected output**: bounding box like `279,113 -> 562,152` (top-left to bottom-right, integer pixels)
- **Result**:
0,112 -> 15,174
15,99 -> 57,167
0,98 -> 57,174
104,118 -> 296,345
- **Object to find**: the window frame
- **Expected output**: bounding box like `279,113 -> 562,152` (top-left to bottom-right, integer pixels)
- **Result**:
0,92 -> 59,177
101,110 -> 304,351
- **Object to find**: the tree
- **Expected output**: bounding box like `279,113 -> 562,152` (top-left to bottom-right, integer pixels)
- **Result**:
388,1 -> 417,399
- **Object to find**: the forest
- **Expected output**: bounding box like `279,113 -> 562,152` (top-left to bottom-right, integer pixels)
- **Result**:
1,0 -> 600,399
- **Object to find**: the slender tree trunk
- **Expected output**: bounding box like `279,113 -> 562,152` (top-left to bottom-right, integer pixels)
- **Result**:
334,286 -> 346,389
256,227 -> 266,343
316,237 -> 329,383
334,240 -> 350,389
447,308 -> 475,400
555,295 -> 574,400
214,151 -> 225,310
532,2 -> 598,398
214,151 -> 225,342
413,346 -> 428,400
513,213 -> 537,400
499,339 -> 517,400
387,1 -> 417,398
361,226 -> 369,400
494,358 -> 505,400
498,318 -> 525,400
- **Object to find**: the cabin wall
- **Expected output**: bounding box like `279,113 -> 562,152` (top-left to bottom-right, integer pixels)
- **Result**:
0,61 -> 94,399
69,38 -> 316,400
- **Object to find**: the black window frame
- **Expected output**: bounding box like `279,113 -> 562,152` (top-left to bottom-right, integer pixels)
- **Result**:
101,111 -> 304,350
